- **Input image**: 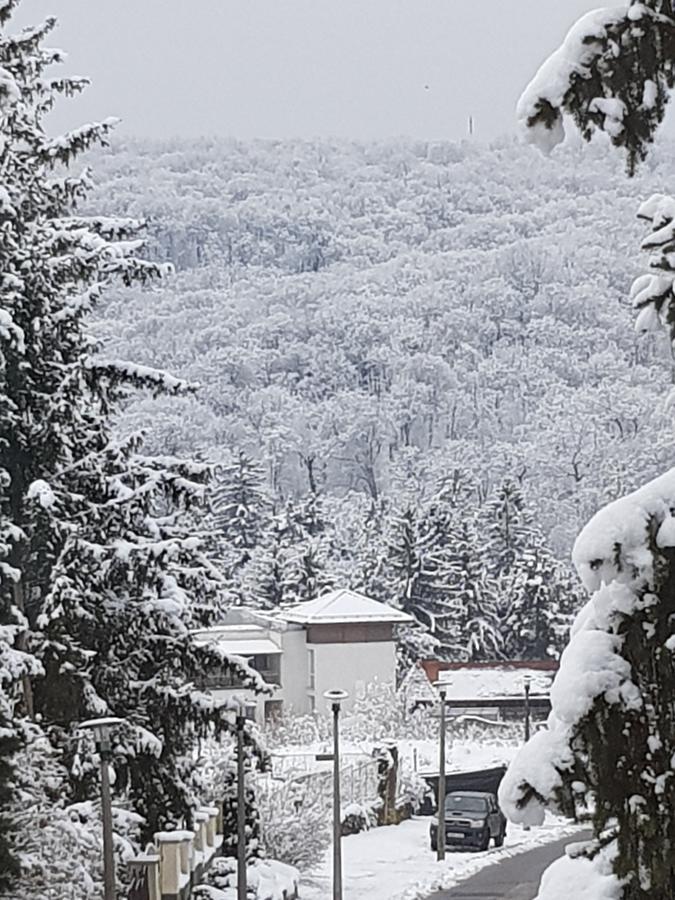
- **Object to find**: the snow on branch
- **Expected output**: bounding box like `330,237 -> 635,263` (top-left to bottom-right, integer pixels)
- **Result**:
572,465 -> 675,592
517,6 -> 629,152
516,2 -> 675,171
84,359 -> 192,395
0,307 -> 25,352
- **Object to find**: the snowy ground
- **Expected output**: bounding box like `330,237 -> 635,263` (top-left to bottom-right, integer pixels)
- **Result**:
300,813 -> 584,900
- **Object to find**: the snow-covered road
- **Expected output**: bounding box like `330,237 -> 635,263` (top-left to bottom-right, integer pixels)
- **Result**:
300,814 -> 584,900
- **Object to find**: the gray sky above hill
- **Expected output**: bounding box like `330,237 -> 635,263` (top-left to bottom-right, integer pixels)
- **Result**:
14,1 -> 617,141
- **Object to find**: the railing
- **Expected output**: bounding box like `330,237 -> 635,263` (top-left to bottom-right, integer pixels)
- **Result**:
126,805 -> 222,900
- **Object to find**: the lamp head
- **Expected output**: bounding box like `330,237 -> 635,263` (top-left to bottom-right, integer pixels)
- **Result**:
80,716 -> 124,751
323,689 -> 349,709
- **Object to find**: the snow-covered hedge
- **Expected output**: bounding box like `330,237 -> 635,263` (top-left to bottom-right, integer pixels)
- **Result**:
534,841 -> 624,900
194,857 -> 299,900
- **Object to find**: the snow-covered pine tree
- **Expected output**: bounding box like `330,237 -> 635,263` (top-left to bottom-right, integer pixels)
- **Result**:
0,620 -> 25,889
382,508 -> 421,614
517,0 -> 675,173
240,515 -> 289,608
631,192 -> 675,378
500,15 -> 675,897
413,494 -> 467,660
0,2 -> 263,856
500,477 -> 675,899
284,492 -> 325,538
446,517 -> 503,662
282,536 -> 333,605
211,450 -> 271,573
482,479 -> 532,579
499,538 -> 574,660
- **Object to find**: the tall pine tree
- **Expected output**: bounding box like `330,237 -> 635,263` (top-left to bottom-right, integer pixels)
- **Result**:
0,2 -> 263,873
210,450 -> 271,574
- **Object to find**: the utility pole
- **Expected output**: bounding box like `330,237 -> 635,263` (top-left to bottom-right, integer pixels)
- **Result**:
523,674 -> 532,742
433,682 -> 447,862
237,710 -> 246,900
81,717 -> 123,900
323,689 -> 349,900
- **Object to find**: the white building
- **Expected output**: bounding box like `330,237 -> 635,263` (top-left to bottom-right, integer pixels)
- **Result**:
192,589 -> 412,723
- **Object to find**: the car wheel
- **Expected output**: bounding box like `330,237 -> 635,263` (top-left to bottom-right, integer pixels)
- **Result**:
478,828 -> 490,851
494,828 -> 505,848
430,837 -> 437,852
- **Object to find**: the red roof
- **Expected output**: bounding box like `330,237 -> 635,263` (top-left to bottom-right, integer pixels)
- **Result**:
420,659 -> 558,684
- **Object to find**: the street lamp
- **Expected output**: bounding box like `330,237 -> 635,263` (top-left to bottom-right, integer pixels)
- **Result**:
432,680 -> 448,862
80,716 -> 124,900
523,674 -> 532,742
233,698 -> 257,900
324,689 -> 349,900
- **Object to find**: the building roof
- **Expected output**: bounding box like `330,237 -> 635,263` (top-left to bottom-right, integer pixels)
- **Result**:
418,660 -> 556,702
278,589 -> 413,625
214,639 -> 282,657
191,625 -> 282,657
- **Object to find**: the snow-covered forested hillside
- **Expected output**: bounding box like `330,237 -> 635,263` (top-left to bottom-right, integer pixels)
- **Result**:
83,135 -> 675,658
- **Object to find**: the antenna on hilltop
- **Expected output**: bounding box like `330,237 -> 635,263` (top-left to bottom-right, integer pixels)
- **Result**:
468,115 -> 474,137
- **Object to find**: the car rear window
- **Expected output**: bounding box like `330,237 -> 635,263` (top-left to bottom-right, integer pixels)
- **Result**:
445,795 -> 488,813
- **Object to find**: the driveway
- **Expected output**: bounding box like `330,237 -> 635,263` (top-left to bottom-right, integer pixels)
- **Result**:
426,832 -> 591,900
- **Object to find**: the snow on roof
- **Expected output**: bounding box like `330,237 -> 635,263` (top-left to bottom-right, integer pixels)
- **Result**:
277,589 -> 413,625
194,624 -> 268,635
201,638 -> 282,657
420,661 -> 555,701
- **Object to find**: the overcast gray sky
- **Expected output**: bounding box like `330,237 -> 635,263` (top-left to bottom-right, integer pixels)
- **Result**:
13,0 -> 607,141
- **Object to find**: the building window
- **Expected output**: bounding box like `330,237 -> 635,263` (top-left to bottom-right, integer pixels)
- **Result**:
308,648 -> 315,690
199,668 -> 246,690
252,654 -> 281,686
264,700 -> 283,723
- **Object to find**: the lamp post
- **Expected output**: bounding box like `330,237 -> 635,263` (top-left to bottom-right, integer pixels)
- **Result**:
523,674 -> 532,742
432,680 -> 448,862
80,717 -> 124,900
324,689 -> 349,900
234,699 -> 257,900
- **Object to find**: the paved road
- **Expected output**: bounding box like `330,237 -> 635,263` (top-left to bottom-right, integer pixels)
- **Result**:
427,833 -> 590,900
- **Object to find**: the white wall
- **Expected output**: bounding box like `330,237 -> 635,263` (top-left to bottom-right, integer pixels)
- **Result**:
278,627 -> 309,715
308,640 -> 397,714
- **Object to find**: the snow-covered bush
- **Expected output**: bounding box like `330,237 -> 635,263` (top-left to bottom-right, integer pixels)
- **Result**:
534,840 -> 624,900
195,738 -> 264,860
3,725 -> 142,899
263,711 -> 331,747
194,856 -> 299,900
255,774 -> 330,869
341,801 -> 377,835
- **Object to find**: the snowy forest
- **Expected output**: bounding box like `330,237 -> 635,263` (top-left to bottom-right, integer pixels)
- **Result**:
82,134 -> 675,661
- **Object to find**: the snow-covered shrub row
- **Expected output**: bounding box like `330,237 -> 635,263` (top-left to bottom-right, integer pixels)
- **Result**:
194,856 -> 299,900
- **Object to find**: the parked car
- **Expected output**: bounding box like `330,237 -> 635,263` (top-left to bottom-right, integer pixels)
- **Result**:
429,790 -> 506,851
